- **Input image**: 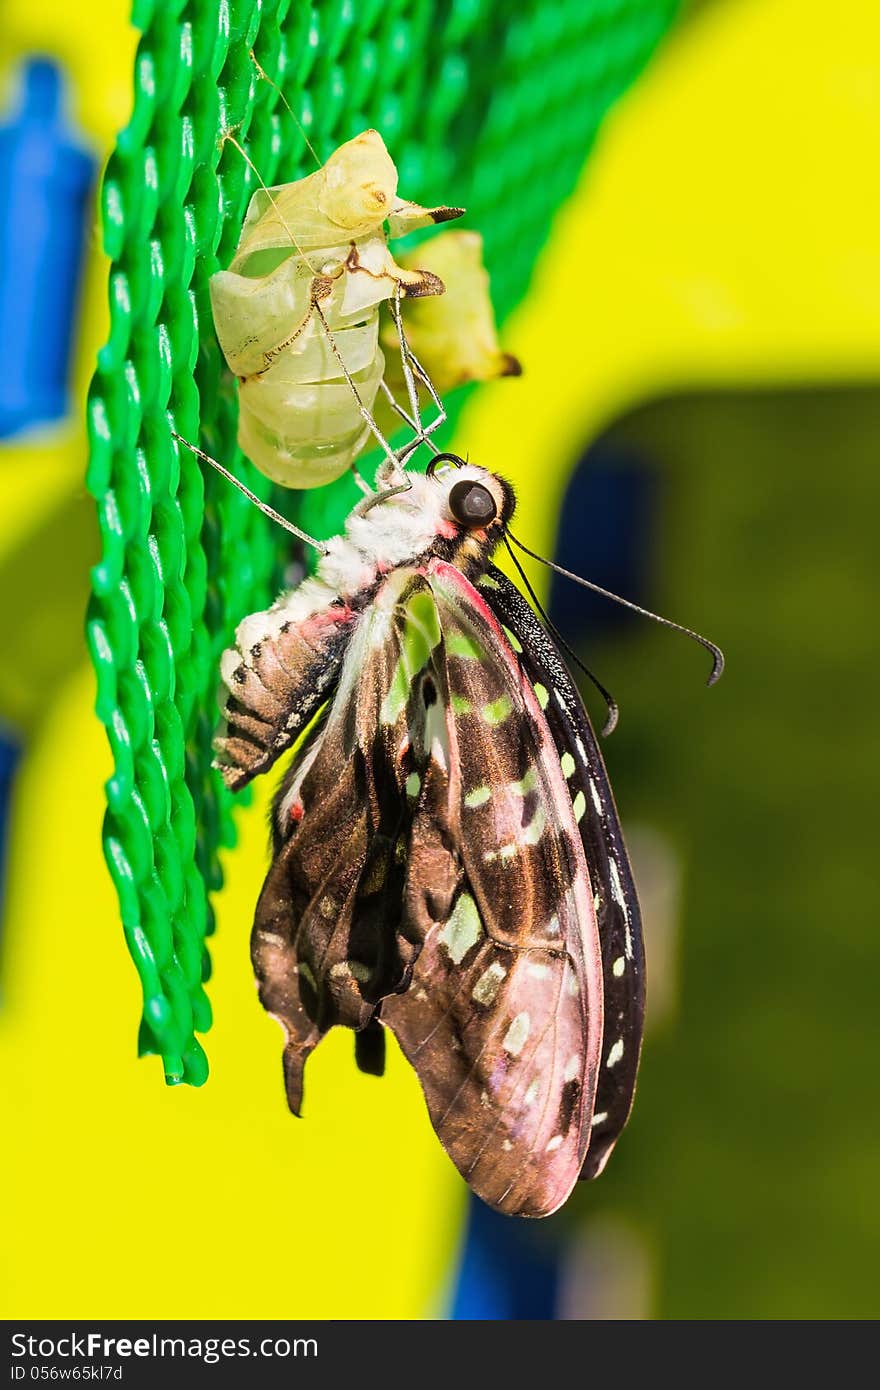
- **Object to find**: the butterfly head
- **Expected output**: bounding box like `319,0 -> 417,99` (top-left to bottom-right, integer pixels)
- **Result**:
424,452 -> 515,570
341,454 -> 515,584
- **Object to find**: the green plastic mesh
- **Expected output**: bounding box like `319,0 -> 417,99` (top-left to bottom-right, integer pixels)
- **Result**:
87,0 -> 680,1086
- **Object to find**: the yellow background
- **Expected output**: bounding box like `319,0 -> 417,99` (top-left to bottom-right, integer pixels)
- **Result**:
1,0 -> 878,1317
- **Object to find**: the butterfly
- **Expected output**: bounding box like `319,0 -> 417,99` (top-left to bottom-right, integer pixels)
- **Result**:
213,455 -> 651,1218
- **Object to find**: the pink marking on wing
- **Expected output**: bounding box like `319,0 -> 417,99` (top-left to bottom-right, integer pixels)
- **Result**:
491,785 -> 526,844
427,557 -> 605,1168
490,1056 -> 508,1092
305,605 -> 353,628
428,559 -> 499,627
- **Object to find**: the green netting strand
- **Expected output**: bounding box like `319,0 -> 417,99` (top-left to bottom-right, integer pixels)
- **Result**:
87,0 -> 679,1086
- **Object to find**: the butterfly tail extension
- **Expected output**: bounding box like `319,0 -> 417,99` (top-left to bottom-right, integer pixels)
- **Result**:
251,848 -> 324,1115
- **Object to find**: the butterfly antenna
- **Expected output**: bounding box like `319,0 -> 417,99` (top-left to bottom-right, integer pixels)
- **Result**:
171,432 -> 328,554
248,51 -> 323,170
219,131 -> 318,271
503,536 -> 619,736
508,531 -> 724,686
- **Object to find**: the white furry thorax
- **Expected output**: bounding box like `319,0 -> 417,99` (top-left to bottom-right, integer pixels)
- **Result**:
231,464 -> 502,656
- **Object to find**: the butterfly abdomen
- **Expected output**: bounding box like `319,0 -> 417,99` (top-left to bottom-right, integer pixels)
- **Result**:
214,592 -> 359,790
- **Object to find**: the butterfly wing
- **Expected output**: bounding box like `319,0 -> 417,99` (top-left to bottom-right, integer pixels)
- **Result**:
250,567 -> 425,1110
477,564 -> 646,1180
251,559 -> 605,1216
380,559 -> 605,1217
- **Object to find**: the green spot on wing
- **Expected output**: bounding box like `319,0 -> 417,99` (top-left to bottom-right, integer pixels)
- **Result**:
380,589 -> 442,725
482,694 -> 513,726
561,752 -> 576,778
439,893 -> 484,964
503,624 -> 523,654
465,785 -> 491,808
522,806 -> 546,845
534,683 -> 549,710
447,631 -> 484,661
381,661 -> 411,727
406,590 -> 442,653
513,767 -> 538,795
472,962 -> 506,1005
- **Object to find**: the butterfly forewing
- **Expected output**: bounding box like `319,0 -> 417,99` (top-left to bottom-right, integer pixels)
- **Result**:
380,560 -> 605,1217
478,565 -> 646,1180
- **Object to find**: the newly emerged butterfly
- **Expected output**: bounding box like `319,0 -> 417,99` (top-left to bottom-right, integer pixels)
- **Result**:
214,458 -> 651,1217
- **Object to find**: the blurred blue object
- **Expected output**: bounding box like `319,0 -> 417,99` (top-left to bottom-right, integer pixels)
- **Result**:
450,1196 -> 561,1320
0,57 -> 95,438
548,438 -> 658,639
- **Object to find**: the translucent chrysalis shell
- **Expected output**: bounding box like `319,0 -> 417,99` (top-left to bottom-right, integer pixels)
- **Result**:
209,129 -> 462,488
379,229 -> 521,405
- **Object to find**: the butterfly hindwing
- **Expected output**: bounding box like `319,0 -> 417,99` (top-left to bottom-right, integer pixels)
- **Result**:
251,572 -> 419,1110
478,564 -> 646,1180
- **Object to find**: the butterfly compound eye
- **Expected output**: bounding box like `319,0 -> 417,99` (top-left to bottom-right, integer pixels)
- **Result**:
448,480 -> 497,529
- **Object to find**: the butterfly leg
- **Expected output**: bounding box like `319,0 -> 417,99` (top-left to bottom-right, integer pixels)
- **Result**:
390,284 -> 423,447
349,458 -> 374,495
170,431 -> 327,553
313,301 -> 407,483
387,287 -> 447,464
353,295 -> 451,516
